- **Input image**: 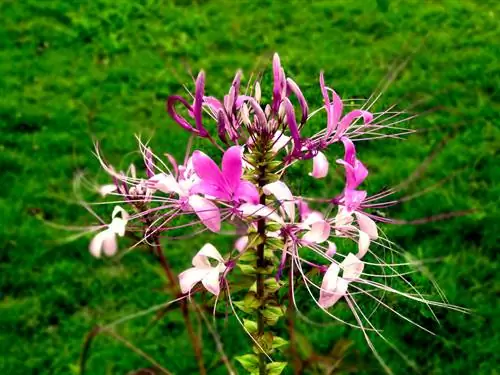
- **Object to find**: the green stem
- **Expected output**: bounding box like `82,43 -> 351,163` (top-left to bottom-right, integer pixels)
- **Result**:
256,191 -> 267,375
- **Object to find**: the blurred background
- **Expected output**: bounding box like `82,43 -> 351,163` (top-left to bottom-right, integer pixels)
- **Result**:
0,0 -> 498,374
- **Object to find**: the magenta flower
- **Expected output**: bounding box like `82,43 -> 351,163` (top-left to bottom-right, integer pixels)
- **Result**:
191,146 -> 259,205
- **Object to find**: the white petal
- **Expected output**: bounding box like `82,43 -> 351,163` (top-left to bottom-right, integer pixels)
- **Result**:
102,233 -> 118,257
150,173 -> 182,195
197,243 -> 225,264
109,218 -> 127,237
89,230 -> 105,258
98,184 -> 117,197
89,229 -> 117,258
112,206 -> 129,221
357,230 -> 370,259
238,203 -> 284,224
302,220 -> 331,244
271,131 -> 291,153
188,195 -> 221,232
334,206 -> 353,227
262,181 -> 295,220
303,211 -> 325,226
309,151 -> 329,179
202,268 -> 222,296
355,212 -> 378,240
179,268 -> 209,294
341,253 -> 364,280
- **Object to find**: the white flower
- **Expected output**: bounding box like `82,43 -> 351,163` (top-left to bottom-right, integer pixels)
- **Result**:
89,206 -> 129,258
178,244 -> 227,296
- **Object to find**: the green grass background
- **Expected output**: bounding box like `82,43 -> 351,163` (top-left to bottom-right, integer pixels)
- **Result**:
1,0 -> 498,374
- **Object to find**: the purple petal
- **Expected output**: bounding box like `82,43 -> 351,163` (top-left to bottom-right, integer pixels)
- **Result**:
336,110 -> 373,139
272,53 -> 285,112
167,96 -> 201,135
188,195 -> 221,232
283,98 -> 301,155
320,72 -> 344,138
221,146 -> 243,192
203,96 -> 224,112
287,78 -> 309,123
193,71 -> 208,136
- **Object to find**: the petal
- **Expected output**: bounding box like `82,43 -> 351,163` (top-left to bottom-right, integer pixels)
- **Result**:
188,195 -> 221,232
238,203 -> 284,224
203,96 -> 224,113
102,233 -> 118,257
190,180 -> 229,201
235,236 -> 249,252
112,206 -> 129,221
234,180 -> 260,204
149,173 -> 182,195
109,217 -> 127,237
337,110 -> 373,139
192,150 -> 225,188
355,212 -> 379,240
262,181 -> 295,220
89,230 -> 106,258
286,78 -> 308,123
202,268 -> 222,296
357,231 -> 370,259
197,243 -> 225,263
326,241 -> 337,257
319,277 -> 348,308
98,184 -> 117,197
166,96 -> 200,135
221,146 -> 243,191
193,71 -> 208,136
343,189 -> 367,213
271,131 -> 291,153
179,267 -> 209,294
283,98 -> 301,155
302,220 -> 331,244
309,151 -> 329,179
341,253 -> 364,280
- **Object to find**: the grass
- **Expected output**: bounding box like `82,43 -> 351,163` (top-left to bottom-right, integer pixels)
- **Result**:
0,0 -> 498,374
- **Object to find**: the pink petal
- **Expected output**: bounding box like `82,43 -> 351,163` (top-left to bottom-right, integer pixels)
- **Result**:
262,181 -> 295,220
309,151 -> 329,179
337,110 -> 373,139
179,267 -> 209,294
235,236 -> 249,252
341,253 -> 364,280
326,241 -> 337,257
302,220 -> 331,244
286,78 -> 308,123
221,146 -> 243,191
201,268 -> 222,296
192,150 -> 224,188
190,180 -> 228,200
355,212 -> 378,240
342,189 -> 367,213
319,277 -> 349,308
234,180 -> 259,204
188,195 -> 221,232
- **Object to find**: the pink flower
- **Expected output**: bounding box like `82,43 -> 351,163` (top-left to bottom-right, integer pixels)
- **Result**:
319,253 -> 364,308
89,206 -> 129,258
191,146 -> 259,204
179,243 -> 227,296
148,158 -> 221,233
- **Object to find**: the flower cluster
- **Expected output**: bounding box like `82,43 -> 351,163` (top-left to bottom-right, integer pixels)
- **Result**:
81,54 -> 464,374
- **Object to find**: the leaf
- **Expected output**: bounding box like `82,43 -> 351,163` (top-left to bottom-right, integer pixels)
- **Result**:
235,354 -> 259,373
264,278 -> 283,293
243,319 -> 258,334
262,305 -> 284,325
238,263 -> 257,275
266,361 -> 287,375
272,336 -> 289,351
234,293 -> 261,313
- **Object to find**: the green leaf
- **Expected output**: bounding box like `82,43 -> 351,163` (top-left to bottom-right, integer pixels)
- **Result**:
243,319 -> 258,334
262,305 -> 284,325
238,263 -> 257,275
266,361 -> 287,375
235,354 -> 259,373
272,336 -> 289,351
264,278 -> 283,293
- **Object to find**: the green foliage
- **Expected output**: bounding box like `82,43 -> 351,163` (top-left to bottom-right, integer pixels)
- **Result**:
0,0 -> 498,374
